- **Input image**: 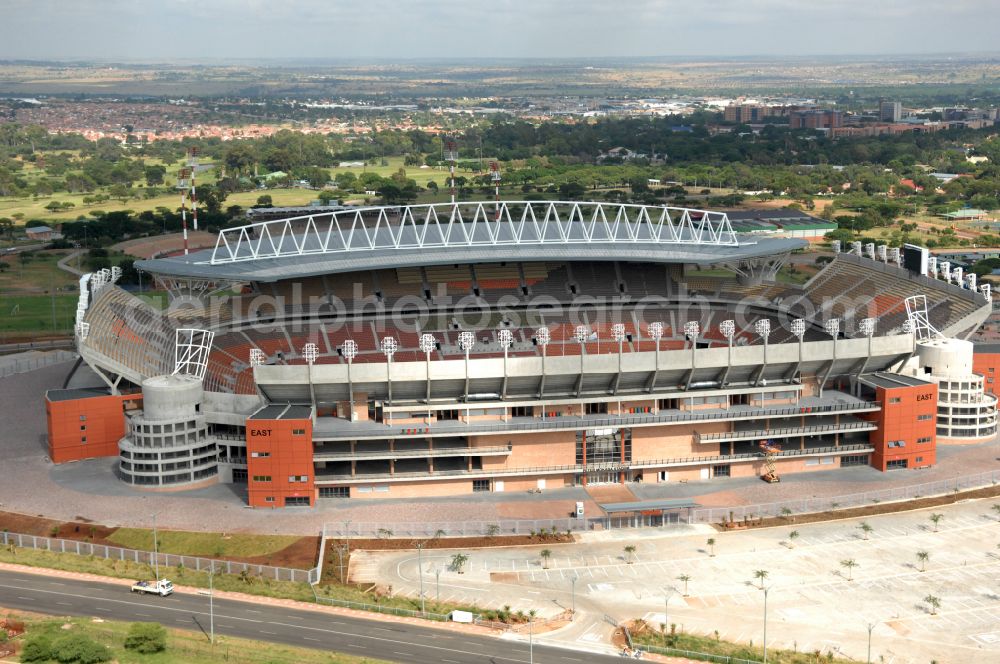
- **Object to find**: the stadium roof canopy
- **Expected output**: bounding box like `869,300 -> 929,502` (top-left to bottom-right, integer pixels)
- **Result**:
137,201 -> 807,282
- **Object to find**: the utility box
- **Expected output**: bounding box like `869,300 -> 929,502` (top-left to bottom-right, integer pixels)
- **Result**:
575,501 -> 585,518
450,610 -> 474,623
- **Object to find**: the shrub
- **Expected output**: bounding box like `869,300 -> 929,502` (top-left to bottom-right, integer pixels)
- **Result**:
53,634 -> 111,663
20,634 -> 53,662
124,622 -> 167,654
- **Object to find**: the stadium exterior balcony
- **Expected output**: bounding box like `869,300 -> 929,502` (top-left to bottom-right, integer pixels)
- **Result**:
695,420 -> 877,444
310,399 -> 881,442
313,445 -> 512,462
313,443 -> 874,484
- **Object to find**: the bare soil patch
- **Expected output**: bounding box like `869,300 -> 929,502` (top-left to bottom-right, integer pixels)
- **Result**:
328,533 -> 573,552
712,483 -> 1000,531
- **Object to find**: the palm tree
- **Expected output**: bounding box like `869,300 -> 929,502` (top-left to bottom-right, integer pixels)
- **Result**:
753,569 -> 769,589
623,545 -> 637,564
540,549 -> 552,569
916,550 -> 929,572
929,513 -> 943,532
706,538 -> 716,557
788,530 -> 800,548
858,522 -> 873,540
450,553 -> 469,574
924,594 -> 940,615
677,574 -> 691,597
840,559 -> 858,581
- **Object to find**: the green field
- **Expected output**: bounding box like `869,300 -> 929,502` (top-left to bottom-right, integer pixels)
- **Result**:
0,250 -> 79,292
7,613 -> 387,664
0,294 -> 78,337
107,529 -> 304,559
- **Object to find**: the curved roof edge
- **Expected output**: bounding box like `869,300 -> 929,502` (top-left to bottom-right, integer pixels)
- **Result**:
137,235 -> 807,283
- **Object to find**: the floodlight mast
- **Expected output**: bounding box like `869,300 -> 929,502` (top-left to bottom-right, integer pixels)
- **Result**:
458,331 -> 475,418
536,327 -> 551,404
819,318 -> 841,396
790,318 -> 806,389
611,323 -> 626,395
718,320 -> 736,390
341,340 -> 358,420
303,342 -> 319,419
574,325 -> 590,398
498,328 -> 514,401
420,333 -> 437,409
683,321 -> 700,391
647,322 -> 664,394
381,337 -> 398,405
754,319 -> 771,387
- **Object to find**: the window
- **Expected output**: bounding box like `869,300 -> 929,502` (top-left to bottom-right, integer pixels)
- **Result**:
292,429 -> 306,435
81,436 -> 87,443
917,436 -> 932,444
585,402 -> 609,415
252,475 -> 272,482
511,406 -> 532,418
712,465 -> 731,478
251,452 -> 270,458
917,414 -> 933,421
264,496 -> 275,503
232,468 -> 248,483
886,459 -> 908,470
80,425 -> 86,431
472,479 -> 491,492
887,440 -> 907,448
915,456 -> 924,463
284,496 -> 310,507
889,397 -> 901,404
840,454 -> 869,467
319,486 -> 350,498
288,475 -> 310,483
79,415 -> 87,421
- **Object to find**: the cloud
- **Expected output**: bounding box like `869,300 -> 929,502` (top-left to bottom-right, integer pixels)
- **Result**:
0,0 -> 997,59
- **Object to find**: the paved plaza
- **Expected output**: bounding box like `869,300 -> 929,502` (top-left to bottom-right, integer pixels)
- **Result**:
363,499 -> 1000,663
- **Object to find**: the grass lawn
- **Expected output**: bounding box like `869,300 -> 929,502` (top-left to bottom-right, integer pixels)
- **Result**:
631,624 -> 855,664
107,529 -> 302,559
0,251 -> 79,293
0,294 -> 78,336
6,613 -> 388,664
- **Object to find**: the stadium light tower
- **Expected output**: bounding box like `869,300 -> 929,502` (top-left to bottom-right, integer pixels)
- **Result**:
790,318 -> 806,391
176,166 -> 192,255
458,331 -> 475,417
303,342 -> 319,419
820,318 -> 841,397
718,320 -> 736,390
683,321 -> 700,391
498,328 -> 514,400
419,334 -> 437,409
574,325 -> 590,398
536,327 -> 551,406
490,161 -> 502,221
647,322 -> 664,395
611,323 -> 626,394
381,336 -> 398,405
249,347 -> 265,368
445,137 -> 458,205
754,319 -> 771,387
341,339 -> 358,420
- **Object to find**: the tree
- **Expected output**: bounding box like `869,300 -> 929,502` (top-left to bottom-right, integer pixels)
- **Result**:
108,183 -> 131,204
924,594 -> 941,615
840,559 -> 858,582
623,544 -> 637,564
788,530 -> 800,548
450,553 -> 469,574
677,574 -> 691,597
50,634 -> 112,663
858,522 -> 873,540
144,164 -> 166,187
124,622 -> 167,654
540,549 -> 552,569
753,569 -> 769,589
0,217 -> 13,240
916,550 -> 929,572
255,194 -> 273,208
929,513 -> 943,532
706,538 -> 716,557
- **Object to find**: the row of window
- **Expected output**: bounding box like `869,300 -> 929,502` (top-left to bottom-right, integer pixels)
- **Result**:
260,496 -> 311,506
252,475 -> 310,483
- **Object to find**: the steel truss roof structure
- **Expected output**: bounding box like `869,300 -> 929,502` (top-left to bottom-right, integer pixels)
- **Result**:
207,201 -> 739,265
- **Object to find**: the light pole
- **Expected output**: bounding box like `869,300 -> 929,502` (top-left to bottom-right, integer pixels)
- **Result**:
790,318 -> 805,392
458,331 -> 475,418
570,574 -> 578,620
536,327 -> 550,407
303,342 -> 318,418
342,340 -> 357,420
151,510 -> 160,583
762,586 -> 770,664
498,328 -> 513,401
684,321 -> 699,393
209,565 -> 215,645
381,336 -> 398,405
528,612 -> 535,664
574,325 -> 589,397
663,588 -> 676,646
866,621 -> 877,664
436,566 -> 441,603
612,323 -> 626,394
416,542 -> 426,615
420,333 -> 436,417
754,319 -> 771,387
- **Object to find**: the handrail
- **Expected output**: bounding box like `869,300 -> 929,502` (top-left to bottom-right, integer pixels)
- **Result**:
313,401 -> 881,440
697,420 -> 876,443
313,443 -> 874,482
313,445 -> 512,461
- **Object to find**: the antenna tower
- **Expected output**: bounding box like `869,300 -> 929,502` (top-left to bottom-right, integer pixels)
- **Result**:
445,137 -> 458,205
489,161 -> 501,221
176,166 -> 192,255
187,147 -> 199,231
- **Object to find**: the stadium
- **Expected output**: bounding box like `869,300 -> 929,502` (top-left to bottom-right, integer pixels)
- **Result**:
43,201 -> 1000,508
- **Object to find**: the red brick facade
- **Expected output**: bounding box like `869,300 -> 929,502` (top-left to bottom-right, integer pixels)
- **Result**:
245,416 -> 315,508
863,382 -> 938,471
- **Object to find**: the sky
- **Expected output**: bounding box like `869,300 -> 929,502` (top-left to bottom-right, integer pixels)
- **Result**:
1,0 -> 998,60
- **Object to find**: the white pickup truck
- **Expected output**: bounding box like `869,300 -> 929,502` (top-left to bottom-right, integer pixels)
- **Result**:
130,579 -> 174,596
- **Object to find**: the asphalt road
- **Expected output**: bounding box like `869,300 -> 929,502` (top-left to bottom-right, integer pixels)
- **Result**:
0,570 -> 621,663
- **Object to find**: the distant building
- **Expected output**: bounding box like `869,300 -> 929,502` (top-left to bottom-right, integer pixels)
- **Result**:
724,208 -> 837,240
879,101 -> 902,123
25,225 -> 62,241
723,104 -> 778,124
789,110 -> 842,130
